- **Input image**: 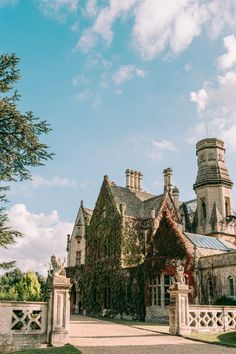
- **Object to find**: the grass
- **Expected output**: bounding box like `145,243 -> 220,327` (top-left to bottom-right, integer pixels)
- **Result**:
188,331 -> 236,347
11,344 -> 81,354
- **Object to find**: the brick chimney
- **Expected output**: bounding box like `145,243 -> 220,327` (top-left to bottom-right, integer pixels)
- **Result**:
126,169 -> 143,192
163,167 -> 173,193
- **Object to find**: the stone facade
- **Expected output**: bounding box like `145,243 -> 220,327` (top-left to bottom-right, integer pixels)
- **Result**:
67,137 -> 236,321
198,251 -> 236,304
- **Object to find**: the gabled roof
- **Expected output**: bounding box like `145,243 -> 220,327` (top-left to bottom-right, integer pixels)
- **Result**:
109,182 -> 166,218
109,184 -> 144,217
184,232 -> 236,252
84,208 -> 93,217
143,195 -> 165,218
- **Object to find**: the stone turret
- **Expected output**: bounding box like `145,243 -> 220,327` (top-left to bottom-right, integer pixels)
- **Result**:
193,138 -> 235,238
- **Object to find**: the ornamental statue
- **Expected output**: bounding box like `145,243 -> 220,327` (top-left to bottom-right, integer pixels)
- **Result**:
174,264 -> 186,284
50,255 -> 66,277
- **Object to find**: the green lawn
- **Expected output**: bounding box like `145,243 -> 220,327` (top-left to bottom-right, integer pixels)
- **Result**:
11,344 -> 81,354
188,331 -> 236,347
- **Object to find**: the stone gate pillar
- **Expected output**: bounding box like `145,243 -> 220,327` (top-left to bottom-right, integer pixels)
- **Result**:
47,255 -> 71,346
168,282 -> 190,336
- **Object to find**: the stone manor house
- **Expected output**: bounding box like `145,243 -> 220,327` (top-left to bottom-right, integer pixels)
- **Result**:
66,138 -> 236,321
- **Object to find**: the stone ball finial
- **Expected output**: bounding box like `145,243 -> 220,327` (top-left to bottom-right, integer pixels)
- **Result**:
173,186 -> 179,195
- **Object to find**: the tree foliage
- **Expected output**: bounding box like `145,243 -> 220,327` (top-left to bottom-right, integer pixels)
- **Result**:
0,268 -> 44,301
0,53 -> 53,268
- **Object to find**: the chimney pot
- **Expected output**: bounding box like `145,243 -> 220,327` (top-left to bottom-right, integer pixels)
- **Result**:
126,169 -> 131,189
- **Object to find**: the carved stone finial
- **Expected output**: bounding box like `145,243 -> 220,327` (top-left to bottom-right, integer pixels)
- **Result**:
50,255 -> 66,277
174,265 -> 186,284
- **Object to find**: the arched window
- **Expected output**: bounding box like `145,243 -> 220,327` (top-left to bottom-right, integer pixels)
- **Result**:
201,200 -> 207,224
207,277 -> 214,301
228,276 -> 234,297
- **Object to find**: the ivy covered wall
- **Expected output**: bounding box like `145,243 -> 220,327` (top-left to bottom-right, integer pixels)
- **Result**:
145,212 -> 196,304
81,178 -> 145,319
69,182 -> 197,320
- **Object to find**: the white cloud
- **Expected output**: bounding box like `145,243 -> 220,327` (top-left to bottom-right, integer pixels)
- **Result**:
189,62 -> 236,149
113,65 -> 146,85
72,74 -> 90,86
70,21 -> 79,32
76,0 -> 236,59
85,0 -> 97,17
148,139 -> 177,160
152,139 -> 177,151
207,0 -> 236,39
31,175 -> 77,188
132,0 -> 207,59
37,0 -> 78,21
218,35 -> 236,71
184,63 -> 193,72
76,29 -> 96,52
1,204 -> 73,275
76,0 -> 138,52
190,88 -> 208,112
76,88 -> 91,100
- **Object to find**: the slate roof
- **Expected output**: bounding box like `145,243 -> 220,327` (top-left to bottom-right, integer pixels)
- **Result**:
180,199 -> 197,232
109,184 -> 162,218
184,232 -> 236,252
143,195 -> 165,218
183,199 -> 197,215
109,184 -> 144,217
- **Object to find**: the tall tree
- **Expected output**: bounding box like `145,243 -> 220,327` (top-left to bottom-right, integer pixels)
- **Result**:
0,53 -> 53,268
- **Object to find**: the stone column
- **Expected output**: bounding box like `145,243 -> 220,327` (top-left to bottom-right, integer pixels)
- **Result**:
47,256 -> 71,346
168,283 -> 190,336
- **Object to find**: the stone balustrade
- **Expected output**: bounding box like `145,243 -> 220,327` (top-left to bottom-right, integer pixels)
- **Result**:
168,282 -> 236,335
189,305 -> 236,333
0,301 -> 48,353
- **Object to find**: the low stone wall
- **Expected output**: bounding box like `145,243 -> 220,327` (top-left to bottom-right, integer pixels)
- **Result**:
0,301 -> 48,353
168,282 -> 236,335
189,304 -> 236,333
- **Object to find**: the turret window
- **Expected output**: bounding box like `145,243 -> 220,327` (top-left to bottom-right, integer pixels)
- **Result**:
225,197 -> 231,217
201,199 -> 207,224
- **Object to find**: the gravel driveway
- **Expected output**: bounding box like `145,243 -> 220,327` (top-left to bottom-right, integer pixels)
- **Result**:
69,315 -> 236,354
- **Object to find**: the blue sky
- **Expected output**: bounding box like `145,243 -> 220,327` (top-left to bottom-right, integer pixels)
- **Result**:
1,0 -> 236,273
